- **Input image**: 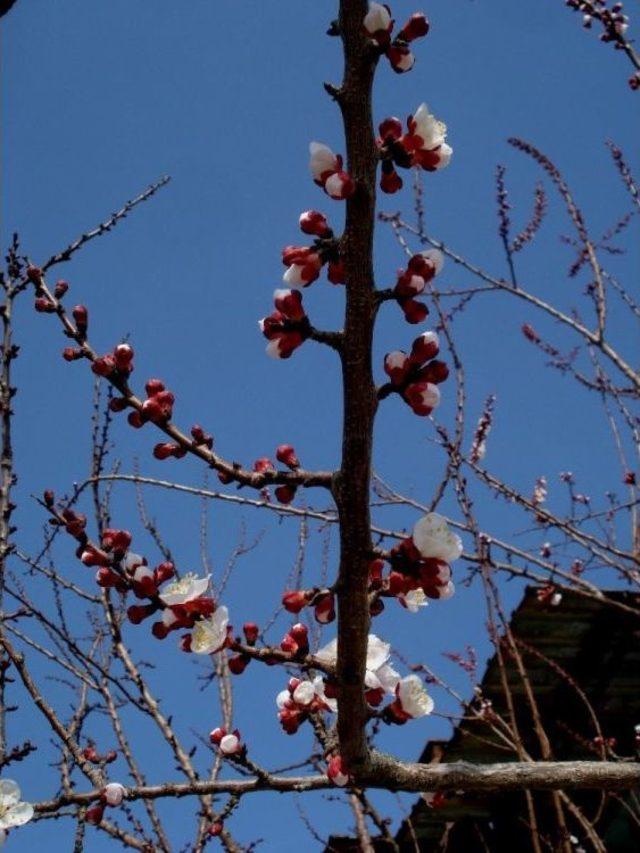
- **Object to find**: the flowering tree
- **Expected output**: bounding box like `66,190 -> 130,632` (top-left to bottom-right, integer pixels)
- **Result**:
1,1 -> 639,850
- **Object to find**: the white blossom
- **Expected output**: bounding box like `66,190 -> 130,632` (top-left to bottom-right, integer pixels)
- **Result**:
412,512 -> 463,563
160,573 -> 211,606
410,104 -> 447,150
191,606 -> 229,655
396,675 -> 434,718
0,780 -> 33,836
309,142 -> 338,181
316,634 -> 399,699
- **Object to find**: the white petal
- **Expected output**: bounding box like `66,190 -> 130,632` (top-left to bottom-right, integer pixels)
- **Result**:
315,638 -> 338,666
0,781 -> 20,808
375,663 -> 401,694
266,339 -> 283,359
434,143 -> 453,170
363,2 -> 391,34
365,634 -> 391,672
413,513 -> 463,563
313,676 -> 338,713
191,606 -> 229,655
324,172 -> 346,199
160,573 -> 211,606
276,689 -> 291,710
309,142 -> 337,180
397,675 -> 434,718
404,589 -> 429,612
219,734 -> 239,755
0,801 -> 34,829
293,681 -> 316,707
283,265 -> 305,287
103,783 -> 126,806
412,103 -> 447,149
419,249 -> 444,276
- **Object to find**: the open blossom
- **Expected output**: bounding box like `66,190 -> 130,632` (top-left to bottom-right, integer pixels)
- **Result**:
259,289 -> 310,359
309,142 -> 354,200
399,588 -> 428,612
315,634 -> 399,710
377,105 -> 452,194
159,573 -> 210,606
386,675 -> 434,723
413,513 -> 463,563
0,780 -> 33,840
363,4 -> 429,74
190,605 -> 229,654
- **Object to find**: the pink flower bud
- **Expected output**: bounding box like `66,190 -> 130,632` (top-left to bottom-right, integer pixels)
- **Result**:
145,378 -> 165,396
243,622 -> 259,645
253,457 -> 275,475
299,210 -> 331,237
113,343 -> 134,373
103,782 -> 126,807
314,592 -> 336,624
54,280 -> 69,298
282,590 -> 309,613
209,727 -> 226,745
62,346 -> 83,361
276,444 -> 300,469
72,304 -> 88,331
400,298 -> 429,324
219,732 -> 241,755
387,44 -> 415,74
92,354 -> 116,377
85,804 -> 105,825
327,755 -> 350,787
324,171 -> 355,200
397,13 -> 430,42
403,381 -> 441,416
384,351 -> 410,385
275,484 -> 296,505
208,822 -> 224,837
410,331 -> 439,364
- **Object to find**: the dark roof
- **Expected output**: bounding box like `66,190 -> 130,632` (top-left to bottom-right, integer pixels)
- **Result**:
396,586 -> 640,850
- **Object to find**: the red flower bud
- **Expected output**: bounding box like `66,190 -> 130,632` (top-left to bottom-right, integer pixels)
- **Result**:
127,411 -> 145,429
145,378 -> 165,396
228,654 -> 250,675
243,622 -> 259,645
397,13 -> 430,42
209,727 -> 226,745
54,280 -> 69,298
34,296 -> 56,313
282,590 -> 309,613
275,484 -> 296,505
253,457 -> 275,475
109,397 -> 128,412
299,210 -> 331,237
155,561 -> 175,584
62,346 -> 83,361
208,822 -> 224,837
85,804 -> 105,825
26,265 -> 43,284
113,343 -> 134,372
72,304 -> 88,331
92,355 -> 116,377
276,444 -> 300,469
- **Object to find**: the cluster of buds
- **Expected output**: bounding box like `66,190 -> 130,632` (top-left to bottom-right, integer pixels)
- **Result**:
369,514 -> 462,615
84,783 -> 126,825
382,330 -> 449,416
282,211 -> 344,287
249,446 -> 300,503
87,343 -> 134,379
32,275 -> 69,314
209,727 -> 244,757
279,622 -> 309,657
226,622 -> 259,674
363,4 -> 430,74
565,2 -> 636,86
259,289 -> 311,359
309,142 -> 355,200
388,249 -> 443,323
377,104 -> 452,194
124,378 -> 175,428
281,588 -> 336,624
276,676 -> 331,734
82,744 -> 117,765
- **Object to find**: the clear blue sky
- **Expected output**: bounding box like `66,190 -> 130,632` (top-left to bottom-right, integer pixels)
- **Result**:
2,1 -> 638,849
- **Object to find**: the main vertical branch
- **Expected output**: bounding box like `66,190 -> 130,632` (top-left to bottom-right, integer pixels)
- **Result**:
334,0 -> 379,774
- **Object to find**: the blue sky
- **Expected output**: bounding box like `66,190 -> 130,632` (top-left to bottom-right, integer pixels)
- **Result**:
2,0 -> 639,849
